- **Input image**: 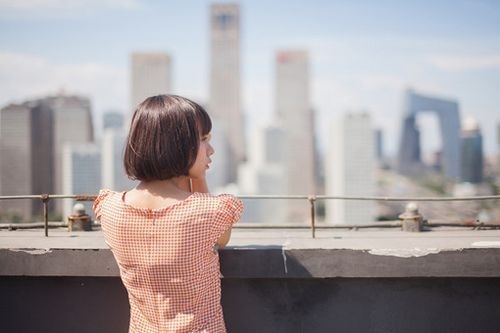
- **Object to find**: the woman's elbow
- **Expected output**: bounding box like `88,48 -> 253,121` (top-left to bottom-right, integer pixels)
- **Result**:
216,229 -> 232,248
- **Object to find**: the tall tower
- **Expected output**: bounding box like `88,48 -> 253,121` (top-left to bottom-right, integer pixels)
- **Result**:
326,113 -> 375,224
130,52 -> 171,110
460,117 -> 483,184
209,3 -> 244,184
0,103 -> 52,220
275,50 -> 316,222
49,95 -> 94,215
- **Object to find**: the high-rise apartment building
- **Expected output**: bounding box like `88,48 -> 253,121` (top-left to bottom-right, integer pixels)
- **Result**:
100,111 -> 135,191
497,121 -> 500,172
460,117 -> 483,184
326,113 -> 375,224
497,121 -> 500,150
275,50 -> 316,222
103,111 -> 125,130
130,52 -> 171,110
101,128 -> 136,191
206,122 -> 230,192
0,95 -> 93,220
375,129 -> 384,161
0,103 -> 52,219
238,124 -> 287,222
209,3 -> 245,184
62,143 -> 101,218
50,96 -> 94,213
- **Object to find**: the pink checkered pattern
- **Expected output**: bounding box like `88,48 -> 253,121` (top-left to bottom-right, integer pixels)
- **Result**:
93,189 -> 243,333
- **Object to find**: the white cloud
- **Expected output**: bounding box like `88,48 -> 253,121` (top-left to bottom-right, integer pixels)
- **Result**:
0,0 -> 142,18
0,50 -> 127,118
428,54 -> 500,72
0,0 -> 141,10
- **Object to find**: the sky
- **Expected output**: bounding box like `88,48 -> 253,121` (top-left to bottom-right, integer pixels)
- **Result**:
0,0 -> 499,158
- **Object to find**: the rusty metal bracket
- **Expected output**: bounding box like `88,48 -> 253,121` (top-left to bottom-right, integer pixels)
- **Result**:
308,195 -> 317,238
40,194 -> 50,237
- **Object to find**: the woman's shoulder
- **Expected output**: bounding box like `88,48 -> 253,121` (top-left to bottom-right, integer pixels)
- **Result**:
95,189 -> 120,203
93,189 -> 122,218
191,192 -> 243,212
192,192 -> 240,203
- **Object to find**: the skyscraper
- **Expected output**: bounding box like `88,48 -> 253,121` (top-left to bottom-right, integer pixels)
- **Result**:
205,122 -> 230,192
130,52 -> 171,110
62,143 -> 101,218
326,113 -> 375,224
275,50 -> 316,222
497,121 -> 500,150
101,128 -> 136,191
209,3 -> 244,184
460,117 -> 483,184
397,90 -> 461,180
100,110 -> 136,191
49,95 -> 94,215
497,121 -> 500,172
237,123 -> 287,222
0,102 -> 52,219
103,111 -> 125,130
0,94 -> 93,220
375,128 -> 384,161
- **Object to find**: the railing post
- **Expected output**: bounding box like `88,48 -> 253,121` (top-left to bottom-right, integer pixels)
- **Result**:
41,194 -> 50,237
308,195 -> 316,239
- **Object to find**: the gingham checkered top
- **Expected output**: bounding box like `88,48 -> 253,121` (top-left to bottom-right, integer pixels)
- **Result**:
93,189 -> 243,333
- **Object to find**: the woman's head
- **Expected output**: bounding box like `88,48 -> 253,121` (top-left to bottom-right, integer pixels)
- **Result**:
124,94 -> 212,181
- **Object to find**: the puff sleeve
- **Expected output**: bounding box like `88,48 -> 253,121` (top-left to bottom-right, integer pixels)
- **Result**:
92,189 -> 113,221
211,194 -> 243,241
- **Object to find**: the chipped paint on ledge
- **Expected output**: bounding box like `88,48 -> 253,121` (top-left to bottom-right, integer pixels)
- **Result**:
368,248 -> 442,258
471,241 -> 500,248
9,248 -> 52,255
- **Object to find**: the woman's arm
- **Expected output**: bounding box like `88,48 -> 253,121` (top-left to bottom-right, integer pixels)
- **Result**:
191,177 -> 233,247
216,228 -> 232,248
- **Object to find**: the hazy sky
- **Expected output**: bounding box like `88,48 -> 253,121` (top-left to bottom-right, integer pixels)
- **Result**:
1,0 -> 499,157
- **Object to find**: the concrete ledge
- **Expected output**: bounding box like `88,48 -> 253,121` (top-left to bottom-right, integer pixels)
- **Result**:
0,248 -> 119,276
2,229 -> 500,278
221,247 -> 500,278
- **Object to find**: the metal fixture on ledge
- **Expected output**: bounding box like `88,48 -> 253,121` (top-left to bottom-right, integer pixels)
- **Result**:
67,203 -> 92,232
399,202 -> 423,232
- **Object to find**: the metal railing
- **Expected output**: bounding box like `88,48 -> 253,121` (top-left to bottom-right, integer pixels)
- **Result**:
1,193 -> 500,238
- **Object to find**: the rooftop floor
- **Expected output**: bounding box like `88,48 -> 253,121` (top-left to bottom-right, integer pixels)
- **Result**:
2,227 -> 500,252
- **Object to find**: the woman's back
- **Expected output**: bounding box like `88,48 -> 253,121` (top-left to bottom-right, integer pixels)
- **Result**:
94,189 -> 243,333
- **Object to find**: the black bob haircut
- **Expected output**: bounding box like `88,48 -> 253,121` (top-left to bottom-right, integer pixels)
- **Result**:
124,94 -> 212,181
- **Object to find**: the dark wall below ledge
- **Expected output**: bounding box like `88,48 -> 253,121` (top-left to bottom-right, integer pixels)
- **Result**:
2,241 -> 500,332
1,276 -> 500,333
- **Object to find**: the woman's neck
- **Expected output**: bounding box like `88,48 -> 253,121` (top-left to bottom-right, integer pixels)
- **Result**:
136,177 -> 191,197
123,177 -> 193,210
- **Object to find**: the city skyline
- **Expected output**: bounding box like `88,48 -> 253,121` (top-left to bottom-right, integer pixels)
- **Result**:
0,0 -> 499,157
